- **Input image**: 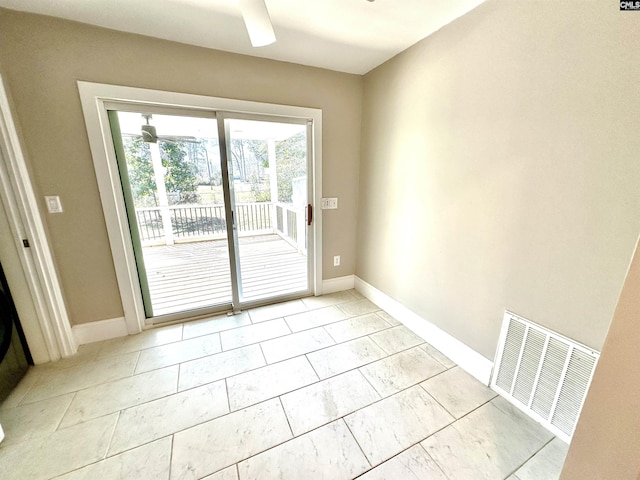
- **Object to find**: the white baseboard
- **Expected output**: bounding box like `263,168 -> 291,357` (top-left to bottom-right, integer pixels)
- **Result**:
72,317 -> 128,345
354,276 -> 494,385
322,275 -> 355,294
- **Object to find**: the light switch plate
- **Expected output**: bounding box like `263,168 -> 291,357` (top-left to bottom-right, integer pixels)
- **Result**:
321,197 -> 338,209
45,196 -> 63,213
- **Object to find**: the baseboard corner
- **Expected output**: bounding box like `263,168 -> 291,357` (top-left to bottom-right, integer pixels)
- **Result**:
322,275 -> 355,294
354,276 -> 493,385
72,317 -> 128,345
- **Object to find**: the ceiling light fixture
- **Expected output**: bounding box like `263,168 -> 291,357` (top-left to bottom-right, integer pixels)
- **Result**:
238,0 -> 276,47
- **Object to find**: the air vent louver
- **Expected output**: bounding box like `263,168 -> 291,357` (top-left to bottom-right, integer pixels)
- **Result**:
491,312 -> 599,442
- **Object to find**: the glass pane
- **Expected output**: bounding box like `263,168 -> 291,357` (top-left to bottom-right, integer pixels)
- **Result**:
227,118 -> 309,303
115,111 -> 232,316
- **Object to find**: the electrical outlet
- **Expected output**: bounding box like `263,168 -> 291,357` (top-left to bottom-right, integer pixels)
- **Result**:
333,255 -> 340,266
321,198 -> 338,209
45,195 -> 63,213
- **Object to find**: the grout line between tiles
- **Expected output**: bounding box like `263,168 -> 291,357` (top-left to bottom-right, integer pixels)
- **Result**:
104,410 -> 122,459
223,378 -> 231,413
504,436 -> 556,480
341,417 -> 373,469
322,324 -> 338,343
417,385 -> 458,422
283,317 -> 293,335
178,323 -> 185,341
277,396 -> 295,438
132,349 -> 143,374
350,441 -> 434,479
418,443 -> 453,480
219,318 -> 306,353
169,434 -> 175,478
302,354 -> 321,382
367,329 -> 391,355
257,343 -> 268,365
133,335 -> 223,376
356,366 -> 385,399
13,370 -> 43,408
53,391 -> 77,432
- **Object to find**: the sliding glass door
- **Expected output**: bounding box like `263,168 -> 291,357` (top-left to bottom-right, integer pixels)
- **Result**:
108,106 -> 312,321
223,116 -> 311,304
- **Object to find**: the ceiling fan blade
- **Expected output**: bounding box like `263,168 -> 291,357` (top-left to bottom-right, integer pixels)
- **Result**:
158,135 -> 201,144
238,0 -> 276,47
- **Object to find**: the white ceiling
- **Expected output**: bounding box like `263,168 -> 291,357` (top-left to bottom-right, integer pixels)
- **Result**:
0,0 -> 485,74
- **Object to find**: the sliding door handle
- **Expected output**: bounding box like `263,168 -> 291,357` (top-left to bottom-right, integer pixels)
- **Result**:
307,204 -> 312,226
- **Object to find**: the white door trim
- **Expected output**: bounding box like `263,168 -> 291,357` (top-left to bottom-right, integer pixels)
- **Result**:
77,82 -> 323,332
0,75 -> 76,362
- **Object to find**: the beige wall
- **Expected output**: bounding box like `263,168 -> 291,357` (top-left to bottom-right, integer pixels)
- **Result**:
357,0 -> 640,359
0,9 -> 362,325
561,236 -> 640,479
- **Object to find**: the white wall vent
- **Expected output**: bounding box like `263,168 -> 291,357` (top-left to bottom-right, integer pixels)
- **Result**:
491,311 -> 600,443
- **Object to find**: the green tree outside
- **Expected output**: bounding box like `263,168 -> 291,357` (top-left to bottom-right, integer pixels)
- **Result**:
123,136 -> 199,206
275,132 -> 306,203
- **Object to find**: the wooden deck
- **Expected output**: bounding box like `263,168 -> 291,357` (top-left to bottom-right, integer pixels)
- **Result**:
143,235 -> 307,316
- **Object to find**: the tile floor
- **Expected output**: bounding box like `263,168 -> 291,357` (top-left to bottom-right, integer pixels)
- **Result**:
0,290 -> 568,479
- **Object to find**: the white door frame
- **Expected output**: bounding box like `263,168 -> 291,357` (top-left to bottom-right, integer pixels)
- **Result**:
0,75 -> 76,363
78,82 -> 323,334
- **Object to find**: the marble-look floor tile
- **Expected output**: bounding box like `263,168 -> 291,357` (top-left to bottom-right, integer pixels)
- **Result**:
284,306 -> 348,332
360,346 -> 446,397
421,343 -> 456,368
300,290 -> 356,310
96,324 -> 183,358
281,369 -> 380,436
178,344 -> 265,391
358,444 -> 448,480
0,413 -> 117,480
375,310 -> 402,326
0,368 -> 41,409
337,298 -> 380,317
420,366 -> 496,418
227,356 -> 318,411
0,393 -> 74,446
171,398 -> 292,480
306,336 -> 387,379
183,312 -> 251,340
135,334 -> 221,373
248,300 -> 307,323
35,343 -> 102,372
60,366 -> 178,428
421,398 -> 554,480
345,385 -> 454,466
202,465 -> 238,480
509,437 -> 568,480
109,380 -> 228,455
21,352 -> 138,404
260,327 -> 335,364
238,420 -> 370,480
220,318 -> 290,351
491,396 -> 553,430
369,325 -> 424,354
349,289 -> 365,299
54,436 -> 171,480
324,313 -> 391,343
